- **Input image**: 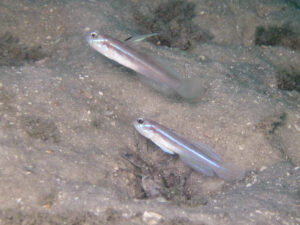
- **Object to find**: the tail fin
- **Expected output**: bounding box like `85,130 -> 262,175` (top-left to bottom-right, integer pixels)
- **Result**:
175,77 -> 209,100
214,162 -> 245,181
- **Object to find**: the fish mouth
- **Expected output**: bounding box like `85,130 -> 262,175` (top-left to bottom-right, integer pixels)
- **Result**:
85,33 -> 92,45
85,35 -> 92,45
132,120 -> 139,129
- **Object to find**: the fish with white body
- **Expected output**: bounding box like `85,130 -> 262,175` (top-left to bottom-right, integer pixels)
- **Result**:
133,118 -> 245,181
86,31 -> 205,99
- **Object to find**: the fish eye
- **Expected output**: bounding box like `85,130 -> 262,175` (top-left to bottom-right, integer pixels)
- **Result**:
137,118 -> 144,124
90,32 -> 98,38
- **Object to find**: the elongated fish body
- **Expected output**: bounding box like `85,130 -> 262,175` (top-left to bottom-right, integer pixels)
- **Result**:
133,118 -> 245,181
86,31 -> 181,90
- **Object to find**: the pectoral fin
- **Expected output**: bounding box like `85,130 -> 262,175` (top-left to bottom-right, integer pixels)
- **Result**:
158,146 -> 176,155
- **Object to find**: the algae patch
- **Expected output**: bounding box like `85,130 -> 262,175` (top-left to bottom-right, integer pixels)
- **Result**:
133,0 -> 213,50
277,68 -> 300,92
20,115 -> 61,143
0,32 -> 46,66
255,25 -> 300,51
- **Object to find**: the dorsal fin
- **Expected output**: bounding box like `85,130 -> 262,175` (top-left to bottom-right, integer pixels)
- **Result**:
124,33 -> 159,44
171,129 -> 222,162
191,141 -> 222,162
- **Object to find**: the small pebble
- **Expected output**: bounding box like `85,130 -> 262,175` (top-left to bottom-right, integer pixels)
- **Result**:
260,166 -> 267,172
142,211 -> 163,225
246,183 -> 252,188
294,124 -> 300,132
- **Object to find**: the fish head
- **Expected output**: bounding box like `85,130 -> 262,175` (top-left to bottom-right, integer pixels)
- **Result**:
133,118 -> 155,139
86,31 -> 110,55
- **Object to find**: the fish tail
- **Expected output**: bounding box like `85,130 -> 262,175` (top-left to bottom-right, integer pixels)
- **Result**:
214,162 -> 245,181
180,147 -> 245,181
175,77 -> 208,100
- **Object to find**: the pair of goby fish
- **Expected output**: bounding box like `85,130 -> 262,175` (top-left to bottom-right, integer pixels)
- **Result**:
87,31 -> 244,181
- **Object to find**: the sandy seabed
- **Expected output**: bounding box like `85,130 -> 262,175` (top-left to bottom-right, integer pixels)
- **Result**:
0,0 -> 299,224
